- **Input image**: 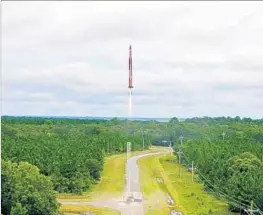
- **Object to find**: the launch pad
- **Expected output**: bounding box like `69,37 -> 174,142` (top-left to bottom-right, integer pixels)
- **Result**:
123,192 -> 143,204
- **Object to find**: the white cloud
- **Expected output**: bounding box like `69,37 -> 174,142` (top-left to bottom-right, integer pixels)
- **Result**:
2,1 -> 263,118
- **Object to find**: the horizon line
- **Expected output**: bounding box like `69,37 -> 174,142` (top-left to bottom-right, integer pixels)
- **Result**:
2,115 -> 262,120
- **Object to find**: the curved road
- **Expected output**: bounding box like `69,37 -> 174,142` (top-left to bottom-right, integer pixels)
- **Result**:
59,150 -> 169,215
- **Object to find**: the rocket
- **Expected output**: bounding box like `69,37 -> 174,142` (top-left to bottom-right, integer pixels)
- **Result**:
128,45 -> 133,89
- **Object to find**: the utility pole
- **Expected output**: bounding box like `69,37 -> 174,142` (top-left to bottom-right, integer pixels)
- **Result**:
179,135 -> 184,145
189,161 -> 196,183
244,201 -> 259,215
108,141 -> 110,154
142,131 -> 145,150
177,150 -> 183,178
221,131 -> 225,140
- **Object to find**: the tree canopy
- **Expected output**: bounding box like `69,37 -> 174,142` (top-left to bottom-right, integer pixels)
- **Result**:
1,160 -> 59,215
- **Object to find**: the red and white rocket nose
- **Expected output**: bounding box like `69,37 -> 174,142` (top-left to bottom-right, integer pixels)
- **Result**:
128,45 -> 133,89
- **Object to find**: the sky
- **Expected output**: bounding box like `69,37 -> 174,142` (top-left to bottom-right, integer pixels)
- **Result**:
2,1 -> 263,118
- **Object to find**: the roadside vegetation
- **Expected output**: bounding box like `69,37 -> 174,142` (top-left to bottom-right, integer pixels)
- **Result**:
138,154 -> 171,215
60,205 -> 120,215
138,154 -> 236,215
179,137 -> 263,212
160,155 -> 236,215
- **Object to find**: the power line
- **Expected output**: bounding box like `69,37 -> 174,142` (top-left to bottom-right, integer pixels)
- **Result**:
200,182 -> 247,210
175,150 -> 248,212
177,120 -> 263,214
182,151 -> 263,214
180,143 -> 263,214
196,172 -> 250,209
244,201 -> 260,215
180,151 -> 252,210
174,147 -> 261,214
181,151 -> 259,207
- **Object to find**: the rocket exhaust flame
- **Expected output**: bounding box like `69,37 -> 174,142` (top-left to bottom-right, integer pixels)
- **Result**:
129,89 -> 132,120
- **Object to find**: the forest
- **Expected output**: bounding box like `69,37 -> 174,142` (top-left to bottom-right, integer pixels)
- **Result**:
1,116 -> 151,214
1,116 -> 263,214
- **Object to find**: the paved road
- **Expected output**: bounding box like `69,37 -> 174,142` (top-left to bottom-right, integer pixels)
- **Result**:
126,154 -> 150,193
59,150 -> 169,215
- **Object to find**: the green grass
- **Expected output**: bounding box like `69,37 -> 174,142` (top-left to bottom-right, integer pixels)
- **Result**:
60,205 -> 120,215
138,153 -> 238,215
159,154 -> 238,215
138,153 -> 173,215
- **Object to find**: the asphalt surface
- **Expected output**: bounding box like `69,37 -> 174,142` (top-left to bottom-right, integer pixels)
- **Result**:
126,154 -> 152,193
59,150 -> 169,215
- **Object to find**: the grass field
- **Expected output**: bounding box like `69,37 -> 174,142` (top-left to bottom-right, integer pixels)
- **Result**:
60,205 -> 120,215
138,153 -> 237,215
138,153 -> 172,215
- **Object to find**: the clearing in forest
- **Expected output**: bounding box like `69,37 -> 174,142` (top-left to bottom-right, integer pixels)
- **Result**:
58,147 -> 165,214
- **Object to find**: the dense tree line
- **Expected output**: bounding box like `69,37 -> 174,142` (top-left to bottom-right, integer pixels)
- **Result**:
176,122 -> 263,213
2,117 -> 151,194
